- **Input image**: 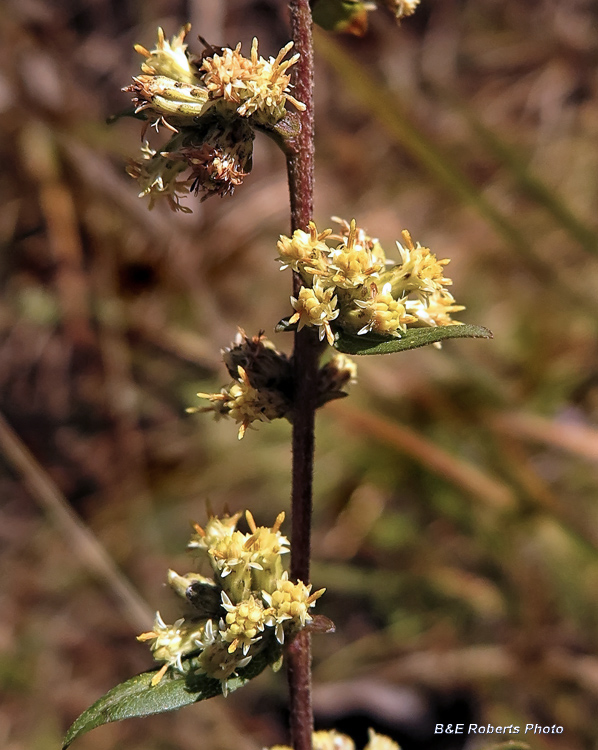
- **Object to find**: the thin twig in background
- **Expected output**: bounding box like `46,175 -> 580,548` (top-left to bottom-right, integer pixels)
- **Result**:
489,410 -> 598,463
0,410 -> 153,632
326,399 -> 516,511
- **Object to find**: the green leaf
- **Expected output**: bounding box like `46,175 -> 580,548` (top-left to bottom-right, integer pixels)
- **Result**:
312,0 -> 369,34
334,324 -> 492,355
256,114 -> 302,154
62,644 -> 279,748
105,106 -> 147,125
275,316 -> 298,333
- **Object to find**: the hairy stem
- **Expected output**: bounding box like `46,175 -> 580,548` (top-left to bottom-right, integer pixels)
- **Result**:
288,1 -> 315,244
286,3 -> 317,750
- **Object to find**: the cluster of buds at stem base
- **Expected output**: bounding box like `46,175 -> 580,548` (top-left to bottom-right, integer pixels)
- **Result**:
189,331 -> 356,438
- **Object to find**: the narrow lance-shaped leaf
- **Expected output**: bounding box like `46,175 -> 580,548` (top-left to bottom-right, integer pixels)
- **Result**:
334,324 -> 492,356
63,642 -> 280,749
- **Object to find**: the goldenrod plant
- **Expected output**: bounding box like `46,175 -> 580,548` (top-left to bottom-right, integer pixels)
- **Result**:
62,2 -> 491,749
138,510 -> 324,692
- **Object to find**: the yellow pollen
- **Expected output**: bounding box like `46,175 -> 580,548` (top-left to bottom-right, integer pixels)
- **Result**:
137,631 -> 156,642
151,663 -> 169,686
272,511 -> 285,533
307,587 -> 326,604
246,509 -> 257,533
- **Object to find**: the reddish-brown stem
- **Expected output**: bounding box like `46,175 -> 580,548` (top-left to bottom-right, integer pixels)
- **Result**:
287,0 -> 315,243
286,3 -> 317,750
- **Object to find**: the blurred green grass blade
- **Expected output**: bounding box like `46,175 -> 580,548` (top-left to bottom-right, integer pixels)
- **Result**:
313,31 -> 553,275
313,30 -> 598,312
442,90 -> 598,254
334,324 -> 492,355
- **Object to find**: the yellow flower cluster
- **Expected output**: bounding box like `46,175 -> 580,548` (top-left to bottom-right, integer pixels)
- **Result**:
129,26 -> 303,126
290,280 -> 340,346
278,218 -> 464,343
137,510 -> 324,694
270,729 -> 401,750
191,331 -> 356,438
124,26 -> 304,208
201,39 -> 305,123
135,25 -> 198,84
194,364 -> 288,440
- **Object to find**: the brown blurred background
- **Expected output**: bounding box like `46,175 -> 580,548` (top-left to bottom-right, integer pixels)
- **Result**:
2,0 -> 598,748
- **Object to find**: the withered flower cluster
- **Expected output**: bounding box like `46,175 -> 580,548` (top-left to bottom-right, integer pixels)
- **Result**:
124,26 -> 304,208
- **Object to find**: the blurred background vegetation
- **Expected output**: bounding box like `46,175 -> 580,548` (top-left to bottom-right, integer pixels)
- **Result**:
2,0 -> 598,749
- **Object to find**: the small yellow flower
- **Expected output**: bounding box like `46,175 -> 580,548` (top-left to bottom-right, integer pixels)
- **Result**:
405,289 -> 465,327
137,612 -> 210,684
314,730 -> 356,750
276,221 -> 331,275
327,219 -> 386,289
197,641 -> 252,696
330,217 -> 387,265
228,365 -> 285,435
200,44 -> 254,103
352,282 -> 416,336
390,230 -> 451,301
263,573 -> 325,643
134,25 -> 199,85
265,730 -> 399,750
289,280 -> 339,346
364,730 -> 401,750
194,365 -> 288,439
277,218 -> 464,341
220,592 -> 268,654
139,510 -> 325,690
243,510 -> 290,594
245,510 -> 289,555
124,26 -> 306,210
190,333 -> 295,437
201,39 -> 305,124
188,511 -> 242,552
245,39 -> 306,118
209,528 -> 256,599
205,512 -> 290,600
